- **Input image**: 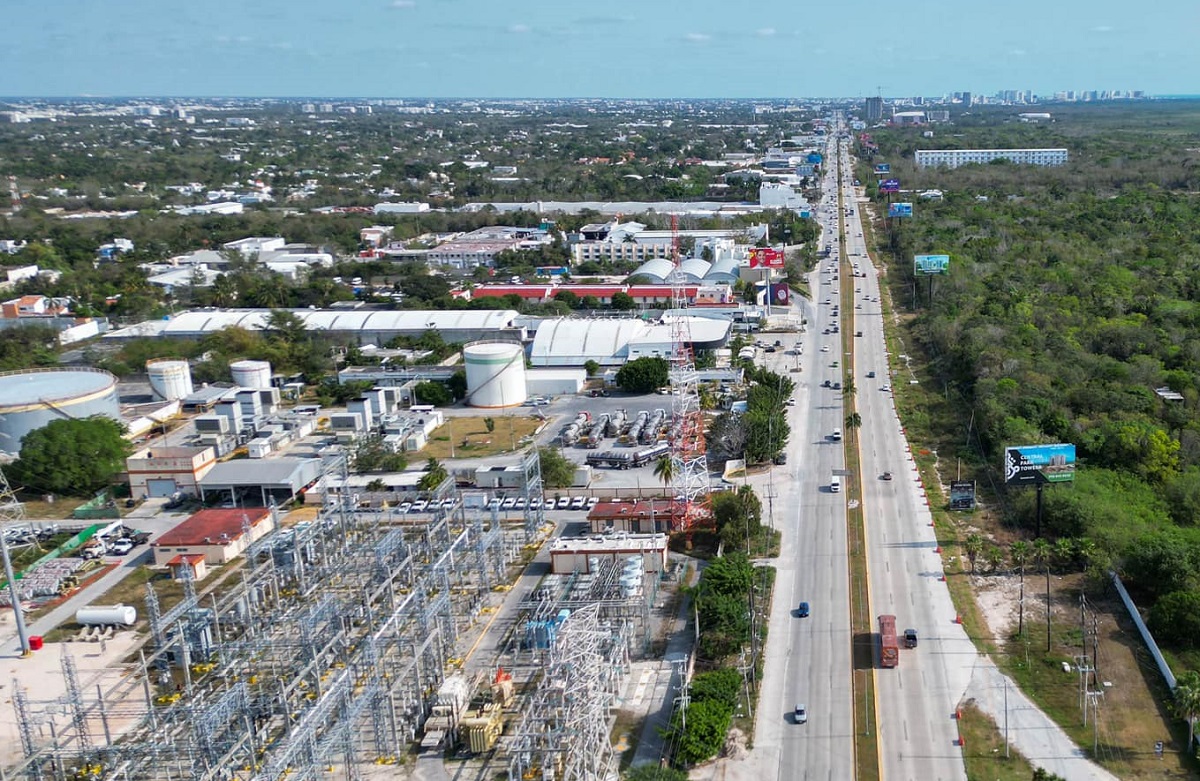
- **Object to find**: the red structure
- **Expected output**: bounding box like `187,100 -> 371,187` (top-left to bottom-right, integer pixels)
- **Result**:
878,614 -> 899,668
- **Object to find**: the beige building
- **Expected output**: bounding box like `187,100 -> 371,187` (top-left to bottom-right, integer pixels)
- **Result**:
150,507 -> 275,566
127,445 -> 217,498
548,533 -> 669,575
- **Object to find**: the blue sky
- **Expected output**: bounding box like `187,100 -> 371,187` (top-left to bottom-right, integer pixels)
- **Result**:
2,0 -> 1196,98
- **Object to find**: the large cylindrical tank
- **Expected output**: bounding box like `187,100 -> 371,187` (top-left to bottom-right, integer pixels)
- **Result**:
464,342 -> 526,408
0,368 -> 121,453
230,359 -> 272,389
75,604 -> 137,627
146,359 -> 194,401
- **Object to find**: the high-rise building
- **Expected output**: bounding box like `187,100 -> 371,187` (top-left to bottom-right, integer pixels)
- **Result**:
960,92 -> 973,107
864,97 -> 883,122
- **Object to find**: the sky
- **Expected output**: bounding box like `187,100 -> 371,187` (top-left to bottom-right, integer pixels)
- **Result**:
2,0 -> 1197,99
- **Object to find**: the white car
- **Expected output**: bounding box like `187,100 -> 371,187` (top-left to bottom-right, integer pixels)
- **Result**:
501,497 -> 517,510
570,497 -> 586,510
786,398 -> 796,406
515,497 -> 527,509
556,497 -> 571,509
881,384 -> 891,392
530,497 -> 543,510
398,502 -> 412,514
412,500 -> 428,512
110,538 -> 135,556
586,497 -> 600,510
820,345 -> 830,352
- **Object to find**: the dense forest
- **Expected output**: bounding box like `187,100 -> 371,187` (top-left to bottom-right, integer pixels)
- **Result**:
863,101 -> 1200,655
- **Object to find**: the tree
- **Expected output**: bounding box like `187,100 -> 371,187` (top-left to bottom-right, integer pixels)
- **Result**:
671,698 -> 732,766
263,309 -> 308,345
417,457 -> 448,491
352,435 -> 408,473
984,544 -> 1007,573
964,534 -> 984,574
447,370 -> 468,401
1031,771 -> 1067,781
584,360 -> 600,377
1033,538 -> 1053,651
12,417 -> 132,497
653,456 -> 675,488
538,447 -> 576,489
483,417 -> 496,433
689,668 -> 742,707
1148,590 -> 1200,648
624,767 -> 688,781
616,357 -> 669,393
844,411 -> 862,432
706,412 -> 748,464
414,381 -> 452,406
611,291 -> 637,310
1171,670 -> 1200,751
1011,539 -> 1031,635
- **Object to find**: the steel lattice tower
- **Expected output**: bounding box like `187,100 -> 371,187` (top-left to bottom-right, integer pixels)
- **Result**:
0,465 -> 31,654
667,216 -> 711,532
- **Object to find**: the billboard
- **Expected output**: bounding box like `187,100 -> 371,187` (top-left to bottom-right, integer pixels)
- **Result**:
874,163 -> 891,174
888,202 -> 913,218
1004,444 -> 1076,486
879,178 -> 900,193
807,152 -> 823,164
949,480 -> 977,511
771,282 -> 790,306
914,254 -> 950,275
749,247 -> 785,268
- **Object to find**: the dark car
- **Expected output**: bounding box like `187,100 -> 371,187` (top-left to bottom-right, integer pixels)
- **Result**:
797,602 -> 810,617
904,629 -> 918,648
773,452 -> 788,465
882,471 -> 893,481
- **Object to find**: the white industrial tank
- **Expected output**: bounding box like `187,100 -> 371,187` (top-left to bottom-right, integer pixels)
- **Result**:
464,342 -> 526,408
75,604 -> 138,627
146,359 -> 194,401
0,368 -> 121,453
230,359 -> 272,389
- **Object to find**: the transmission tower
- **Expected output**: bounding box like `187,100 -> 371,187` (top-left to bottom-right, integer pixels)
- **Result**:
0,465 -> 31,655
7,176 -> 19,214
667,215 -> 711,533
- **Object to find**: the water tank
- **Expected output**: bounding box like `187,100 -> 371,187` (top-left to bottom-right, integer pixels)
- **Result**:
230,359 -> 272,389
75,604 -> 137,627
0,368 -> 121,454
464,342 -> 526,408
146,359 -> 194,401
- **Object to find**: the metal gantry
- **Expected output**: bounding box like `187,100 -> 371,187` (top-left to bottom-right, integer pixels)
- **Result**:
7,452 -> 513,781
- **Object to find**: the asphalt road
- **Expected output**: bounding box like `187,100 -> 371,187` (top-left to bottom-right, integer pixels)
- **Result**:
754,131 -> 854,781
837,126 -> 976,780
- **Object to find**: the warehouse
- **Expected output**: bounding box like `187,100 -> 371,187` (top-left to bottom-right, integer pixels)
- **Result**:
198,457 -> 322,507
105,309 -> 524,345
529,317 -> 731,367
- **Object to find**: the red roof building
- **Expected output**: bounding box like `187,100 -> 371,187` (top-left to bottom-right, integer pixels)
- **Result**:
151,507 -> 275,566
586,499 -> 679,534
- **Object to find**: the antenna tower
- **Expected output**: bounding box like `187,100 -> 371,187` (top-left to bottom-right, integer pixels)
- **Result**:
667,215 -> 710,532
0,465 -> 32,654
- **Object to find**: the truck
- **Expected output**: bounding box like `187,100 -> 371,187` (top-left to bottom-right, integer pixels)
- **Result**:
878,614 -> 899,668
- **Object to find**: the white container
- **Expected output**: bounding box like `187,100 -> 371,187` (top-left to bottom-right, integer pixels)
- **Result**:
230,359 -> 272,389
464,342 -> 525,408
146,359 -> 194,401
75,604 -> 137,627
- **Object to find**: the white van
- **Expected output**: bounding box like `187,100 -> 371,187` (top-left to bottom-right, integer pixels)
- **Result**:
832,429 -> 842,441
831,475 -> 841,493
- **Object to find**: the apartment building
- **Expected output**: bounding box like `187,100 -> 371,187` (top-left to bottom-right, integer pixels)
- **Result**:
915,148 -> 1068,169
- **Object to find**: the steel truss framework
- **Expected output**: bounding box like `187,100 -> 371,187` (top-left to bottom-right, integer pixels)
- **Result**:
8,453 -> 511,781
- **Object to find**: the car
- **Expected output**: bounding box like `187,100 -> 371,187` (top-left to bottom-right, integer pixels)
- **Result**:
129,531 -> 152,546
832,381 -> 841,389
797,601 -> 810,617
820,345 -> 830,352
867,371 -> 875,378
556,497 -> 571,509
773,452 -> 788,465
569,496 -> 586,510
794,703 -> 808,724
764,347 -> 776,353
904,629 -> 918,648
881,384 -> 891,392
412,500 -> 428,512
786,398 -> 796,406
110,538 -> 135,556
501,497 -> 517,510
515,497 -> 527,509
529,497 -> 543,510
586,497 -> 599,510
398,502 -> 412,514
441,498 -> 457,510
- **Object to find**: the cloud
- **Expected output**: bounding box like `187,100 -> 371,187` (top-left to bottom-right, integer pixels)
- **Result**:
1091,24 -> 1113,32
508,23 -> 531,34
390,0 -> 417,7
756,28 -> 776,37
684,32 -> 711,43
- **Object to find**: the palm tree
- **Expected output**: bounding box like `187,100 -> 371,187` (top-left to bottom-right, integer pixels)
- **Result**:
964,533 -> 984,574
844,412 -> 862,432
983,544 -> 1006,574
653,456 -> 675,489
842,377 -> 856,397
1010,540 -> 1031,636
1033,538 -> 1053,651
1173,670 -> 1200,751
1052,538 -> 1076,573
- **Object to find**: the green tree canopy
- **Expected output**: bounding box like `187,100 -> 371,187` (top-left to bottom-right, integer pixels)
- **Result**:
13,417 -> 132,497
538,447 -> 576,489
611,291 -> 637,310
414,381 -> 452,406
616,357 -> 669,393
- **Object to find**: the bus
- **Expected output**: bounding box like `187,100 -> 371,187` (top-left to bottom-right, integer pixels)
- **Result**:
878,614 -> 899,668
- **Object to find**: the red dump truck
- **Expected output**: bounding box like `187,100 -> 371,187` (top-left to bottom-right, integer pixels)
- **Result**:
878,614 -> 899,668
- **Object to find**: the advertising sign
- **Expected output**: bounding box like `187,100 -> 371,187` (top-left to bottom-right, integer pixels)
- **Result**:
888,202 -> 913,218
807,152 -> 823,164
949,480 -> 977,510
914,254 -> 950,275
879,178 -> 900,193
771,282 -> 790,306
874,163 -> 891,174
749,247 -> 785,268
1004,444 -> 1076,486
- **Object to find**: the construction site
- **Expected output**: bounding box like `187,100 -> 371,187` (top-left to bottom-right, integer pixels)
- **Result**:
1,445 -> 690,781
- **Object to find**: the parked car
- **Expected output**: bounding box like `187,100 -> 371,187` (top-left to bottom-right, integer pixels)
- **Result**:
411,500 -> 428,512
398,502 -> 412,514
586,497 -> 600,510
556,497 -> 571,509
569,497 -> 586,510
515,497 -> 526,509
110,538 -> 135,556
500,497 -> 517,510
529,497 -> 543,510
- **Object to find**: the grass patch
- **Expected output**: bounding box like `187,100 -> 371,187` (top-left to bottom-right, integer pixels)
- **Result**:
957,701 -> 1038,781
17,496 -> 88,519
422,415 -> 544,460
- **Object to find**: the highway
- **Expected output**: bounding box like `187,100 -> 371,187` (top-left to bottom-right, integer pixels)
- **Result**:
834,119 -> 977,781
754,130 -> 855,781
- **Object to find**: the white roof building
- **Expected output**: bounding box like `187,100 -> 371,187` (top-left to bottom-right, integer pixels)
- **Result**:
529,316 -> 731,367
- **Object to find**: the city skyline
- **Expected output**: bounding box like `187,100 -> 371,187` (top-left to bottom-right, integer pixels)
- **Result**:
2,0 -> 1195,98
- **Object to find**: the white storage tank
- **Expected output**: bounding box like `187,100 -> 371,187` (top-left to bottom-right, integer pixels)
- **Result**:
0,368 -> 121,453
146,359 -> 194,401
75,604 -> 138,627
464,341 -> 526,408
230,359 -> 272,389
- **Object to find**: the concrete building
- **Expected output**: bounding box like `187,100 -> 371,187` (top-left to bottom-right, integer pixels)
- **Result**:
374,202 -> 430,215
529,316 -> 730,367
548,533 -> 669,575
126,445 -> 217,499
864,97 -> 883,122
150,507 -> 275,566
914,148 -> 1068,169
586,500 -> 677,534
197,458 -> 322,507
222,237 -> 287,257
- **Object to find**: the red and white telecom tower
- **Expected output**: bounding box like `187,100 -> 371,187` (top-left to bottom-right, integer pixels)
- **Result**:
667,216 -> 711,532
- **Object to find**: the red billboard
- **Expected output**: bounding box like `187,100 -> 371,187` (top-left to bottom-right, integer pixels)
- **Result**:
749,247 -> 785,268
771,282 -> 790,305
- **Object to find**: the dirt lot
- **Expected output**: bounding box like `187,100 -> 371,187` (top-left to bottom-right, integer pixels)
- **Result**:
423,415 -> 544,459
971,570 -> 1198,780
